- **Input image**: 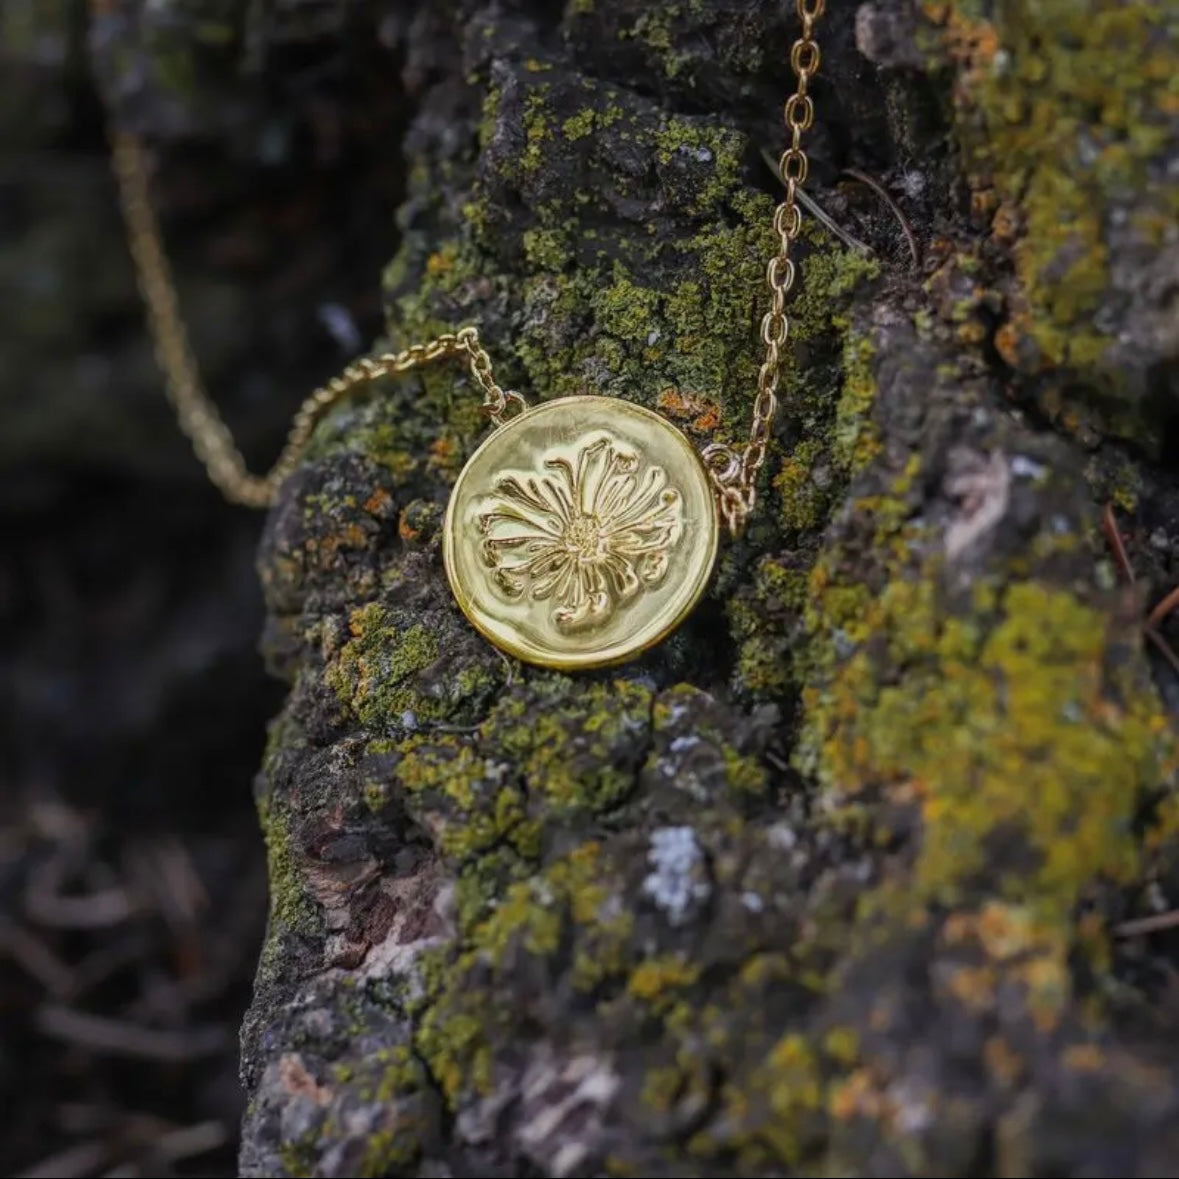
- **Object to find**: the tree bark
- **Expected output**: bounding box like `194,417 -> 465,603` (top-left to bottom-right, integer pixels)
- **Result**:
96,1 -> 1179,1175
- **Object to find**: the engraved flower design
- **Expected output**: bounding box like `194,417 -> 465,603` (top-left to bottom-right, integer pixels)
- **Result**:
478,435 -> 684,631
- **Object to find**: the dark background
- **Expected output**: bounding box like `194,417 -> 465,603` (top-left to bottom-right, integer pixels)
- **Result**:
1,3 -> 408,1174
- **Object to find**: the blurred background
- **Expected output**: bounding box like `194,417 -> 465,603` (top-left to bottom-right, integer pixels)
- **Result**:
1,2 -> 411,1173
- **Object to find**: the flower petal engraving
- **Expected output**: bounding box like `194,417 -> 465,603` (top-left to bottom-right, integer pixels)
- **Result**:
478,433 -> 684,631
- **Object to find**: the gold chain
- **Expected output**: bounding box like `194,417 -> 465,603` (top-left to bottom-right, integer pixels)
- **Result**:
706,0 -> 824,534
111,131 -> 515,508
113,2 -> 821,525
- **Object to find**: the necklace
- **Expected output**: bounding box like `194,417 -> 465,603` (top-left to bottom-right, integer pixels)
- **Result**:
112,0 -> 825,672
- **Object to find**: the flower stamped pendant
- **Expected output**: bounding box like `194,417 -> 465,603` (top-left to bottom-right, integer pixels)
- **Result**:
443,397 -> 719,670
115,2 -> 825,674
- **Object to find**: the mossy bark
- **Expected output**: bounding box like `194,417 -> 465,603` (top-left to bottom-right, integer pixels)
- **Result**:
99,1 -> 1179,1175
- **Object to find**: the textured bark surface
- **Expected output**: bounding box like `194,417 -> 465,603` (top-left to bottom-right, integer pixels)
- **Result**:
95,1 -> 1179,1176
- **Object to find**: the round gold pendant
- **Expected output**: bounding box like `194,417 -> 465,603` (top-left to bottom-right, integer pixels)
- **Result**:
443,396 -> 719,670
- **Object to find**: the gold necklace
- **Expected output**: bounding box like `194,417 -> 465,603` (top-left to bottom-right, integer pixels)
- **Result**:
112,0 -> 825,672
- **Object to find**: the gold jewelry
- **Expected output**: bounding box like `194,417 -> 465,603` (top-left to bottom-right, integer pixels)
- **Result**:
444,397 -> 720,670
112,0 -> 824,669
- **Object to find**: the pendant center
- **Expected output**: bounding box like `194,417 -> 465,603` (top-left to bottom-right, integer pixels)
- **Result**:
565,514 -> 604,561
443,396 -> 720,670
477,433 -> 684,633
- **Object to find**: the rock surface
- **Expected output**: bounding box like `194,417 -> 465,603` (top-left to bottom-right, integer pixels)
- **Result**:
98,0 -> 1179,1175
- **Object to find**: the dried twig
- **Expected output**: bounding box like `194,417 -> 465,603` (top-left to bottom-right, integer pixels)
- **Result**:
56,1103 -> 117,1136
1113,909 -> 1179,938
759,149 -> 873,256
1102,502 -> 1136,585
150,1120 -> 229,1166
15,1139 -> 110,1179
796,187 -> 874,257
26,854 -> 134,930
127,837 -> 208,933
68,932 -> 154,1001
1102,506 -> 1179,937
841,166 -> 921,269
0,918 -> 75,996
1103,502 -> 1179,674
37,1004 -> 229,1062
1148,583 -> 1179,629
1145,628 -> 1179,677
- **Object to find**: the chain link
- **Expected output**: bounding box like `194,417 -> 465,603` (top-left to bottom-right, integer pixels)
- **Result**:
111,132 -> 518,508
706,0 -> 825,535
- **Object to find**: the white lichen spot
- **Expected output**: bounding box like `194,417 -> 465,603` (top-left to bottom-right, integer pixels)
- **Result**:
899,168 -> 927,199
741,891 -> 766,913
1010,454 -> 1046,480
887,1079 -> 935,1135
641,826 -> 710,926
767,823 -> 798,851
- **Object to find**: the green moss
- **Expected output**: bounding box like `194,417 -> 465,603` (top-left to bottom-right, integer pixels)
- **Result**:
521,213 -> 872,443
456,662 -> 497,699
521,89 -> 555,176
563,109 -> 596,140
357,1124 -> 422,1178
383,678 -> 651,874
522,225 -> 572,270
723,747 -> 769,794
593,271 -> 664,343
257,798 -> 318,939
477,83 -> 503,152
774,439 -> 831,532
277,1139 -> 316,1179
451,845 -> 534,931
800,513 -> 1176,918
252,795 -> 323,992
323,603 -> 445,727
621,8 -> 699,78
929,0 -> 1179,436
832,328 -> 880,474
628,955 -> 700,1007
562,102 -> 623,144
785,228 -> 882,345
287,1047 -> 429,1175
639,955 -> 844,1169
390,734 -> 539,864
489,679 -> 652,815
823,1026 -> 860,1066
654,117 -> 745,214
743,1033 -> 824,1167
757,558 -> 812,615
416,840 -> 630,1100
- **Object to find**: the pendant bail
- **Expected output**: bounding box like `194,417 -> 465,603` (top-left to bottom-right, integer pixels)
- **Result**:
702,442 -> 754,536
484,390 -> 528,428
